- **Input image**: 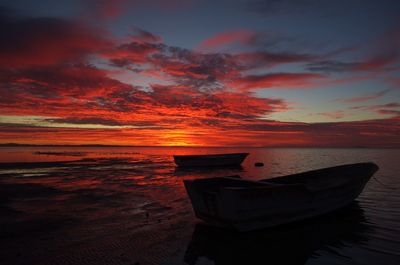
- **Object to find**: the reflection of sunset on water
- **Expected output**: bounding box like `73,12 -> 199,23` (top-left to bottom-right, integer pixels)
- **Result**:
1,147 -> 399,264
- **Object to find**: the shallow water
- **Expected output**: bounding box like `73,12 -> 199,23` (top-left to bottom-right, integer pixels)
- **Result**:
0,147 -> 399,265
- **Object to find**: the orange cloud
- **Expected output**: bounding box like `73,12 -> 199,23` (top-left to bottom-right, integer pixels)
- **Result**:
1,116 -> 399,147
1,11 -> 399,148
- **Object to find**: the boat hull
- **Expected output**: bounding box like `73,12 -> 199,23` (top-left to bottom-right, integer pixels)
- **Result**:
184,163 -> 378,231
174,153 -> 248,167
184,203 -> 368,265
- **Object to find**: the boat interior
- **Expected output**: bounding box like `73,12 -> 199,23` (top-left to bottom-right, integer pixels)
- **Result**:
187,176 -> 269,193
187,163 -> 378,192
262,163 -> 378,190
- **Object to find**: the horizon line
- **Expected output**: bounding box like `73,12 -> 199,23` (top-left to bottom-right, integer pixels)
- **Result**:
0,143 -> 397,149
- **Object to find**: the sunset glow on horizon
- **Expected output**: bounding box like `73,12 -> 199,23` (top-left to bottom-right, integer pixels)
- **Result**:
1,0 -> 399,147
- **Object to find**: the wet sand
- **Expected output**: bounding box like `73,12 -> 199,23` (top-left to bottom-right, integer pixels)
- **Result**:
0,156 -> 195,265
1,147 -> 399,265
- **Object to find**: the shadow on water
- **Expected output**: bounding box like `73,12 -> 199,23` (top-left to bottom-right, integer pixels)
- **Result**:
184,202 -> 371,265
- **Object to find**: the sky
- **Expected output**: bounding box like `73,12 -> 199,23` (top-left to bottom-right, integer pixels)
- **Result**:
0,0 -> 399,147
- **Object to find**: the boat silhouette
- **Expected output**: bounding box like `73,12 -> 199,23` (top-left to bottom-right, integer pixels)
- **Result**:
184,202 -> 370,265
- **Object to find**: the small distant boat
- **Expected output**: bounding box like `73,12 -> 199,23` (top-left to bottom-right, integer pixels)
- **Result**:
184,162 -> 379,231
173,153 -> 248,167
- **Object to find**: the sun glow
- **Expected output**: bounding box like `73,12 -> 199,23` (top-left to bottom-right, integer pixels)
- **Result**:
158,129 -> 200,146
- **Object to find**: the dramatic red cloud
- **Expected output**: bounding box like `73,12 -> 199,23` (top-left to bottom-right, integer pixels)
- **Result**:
1,116 -> 399,147
197,29 -> 261,50
1,11 -> 399,147
102,42 -> 162,65
1,59 -> 288,136
230,73 -> 326,91
153,60 -> 209,79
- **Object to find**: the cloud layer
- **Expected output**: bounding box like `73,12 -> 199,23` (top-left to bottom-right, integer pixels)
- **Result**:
0,5 -> 399,147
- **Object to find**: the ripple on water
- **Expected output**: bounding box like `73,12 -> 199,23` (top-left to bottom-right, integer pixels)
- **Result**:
0,147 -> 399,265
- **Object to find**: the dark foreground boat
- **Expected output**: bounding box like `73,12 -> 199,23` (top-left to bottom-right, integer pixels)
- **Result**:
184,162 -> 379,231
174,153 -> 248,167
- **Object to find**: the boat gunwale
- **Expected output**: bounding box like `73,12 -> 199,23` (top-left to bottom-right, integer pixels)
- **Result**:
173,152 -> 249,159
184,162 -> 379,231
184,162 -> 379,192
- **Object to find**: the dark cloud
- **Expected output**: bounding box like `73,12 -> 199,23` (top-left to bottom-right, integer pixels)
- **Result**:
105,41 -> 165,65
82,0 -> 189,21
335,89 -> 392,103
247,0 -> 321,16
107,41 -> 242,91
316,110 -> 346,120
307,56 -> 399,73
130,26 -> 162,43
46,117 -> 125,126
235,51 -> 315,69
247,0 -> 400,19
156,47 -> 240,90
307,28 -> 400,73
83,0 -> 129,20
0,12 -> 111,68
306,60 -> 357,73
231,72 -> 325,91
45,117 -> 163,128
1,64 -> 124,99
351,102 -> 400,118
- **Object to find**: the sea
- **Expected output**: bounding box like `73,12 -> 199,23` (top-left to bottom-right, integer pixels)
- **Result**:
0,146 -> 399,265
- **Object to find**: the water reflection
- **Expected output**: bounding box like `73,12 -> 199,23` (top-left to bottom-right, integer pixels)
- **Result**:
184,203 -> 370,265
1,147 -> 399,264
174,165 -> 244,177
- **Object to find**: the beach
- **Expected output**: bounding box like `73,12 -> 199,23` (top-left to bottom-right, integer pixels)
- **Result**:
1,147 -> 399,265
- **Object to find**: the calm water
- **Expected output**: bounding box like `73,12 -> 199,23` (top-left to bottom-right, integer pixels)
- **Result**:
0,147 -> 399,265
